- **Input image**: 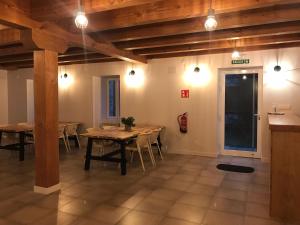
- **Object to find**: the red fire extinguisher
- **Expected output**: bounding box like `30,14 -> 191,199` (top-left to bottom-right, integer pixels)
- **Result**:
177,112 -> 188,133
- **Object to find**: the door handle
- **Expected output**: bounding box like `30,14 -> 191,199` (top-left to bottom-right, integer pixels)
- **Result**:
253,114 -> 261,120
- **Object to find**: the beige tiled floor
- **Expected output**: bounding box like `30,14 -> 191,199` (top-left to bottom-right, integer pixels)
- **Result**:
0,143 -> 287,225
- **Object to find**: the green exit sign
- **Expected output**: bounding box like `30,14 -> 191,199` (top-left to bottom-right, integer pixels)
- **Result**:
232,59 -> 250,64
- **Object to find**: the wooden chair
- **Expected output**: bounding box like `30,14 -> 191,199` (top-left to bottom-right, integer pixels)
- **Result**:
127,132 -> 156,172
149,128 -> 164,160
58,125 -> 69,152
65,123 -> 81,150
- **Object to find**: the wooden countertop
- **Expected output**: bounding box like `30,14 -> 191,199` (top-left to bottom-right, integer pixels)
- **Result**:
269,114 -> 300,132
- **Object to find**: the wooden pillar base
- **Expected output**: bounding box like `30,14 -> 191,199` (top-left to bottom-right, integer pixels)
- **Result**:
34,183 -> 61,195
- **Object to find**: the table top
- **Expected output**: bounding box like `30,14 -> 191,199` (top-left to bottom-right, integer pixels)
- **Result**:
81,129 -> 139,140
81,125 -> 164,140
269,114 -> 300,132
0,124 -> 34,132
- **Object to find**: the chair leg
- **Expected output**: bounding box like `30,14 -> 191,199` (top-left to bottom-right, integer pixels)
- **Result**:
148,144 -> 156,167
76,134 -> 81,149
156,141 -> 164,160
66,136 -> 71,151
63,137 -> 70,152
137,150 -> 145,172
130,151 -> 134,164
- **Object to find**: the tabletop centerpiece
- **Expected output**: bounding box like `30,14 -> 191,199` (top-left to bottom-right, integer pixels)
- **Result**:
121,116 -> 135,131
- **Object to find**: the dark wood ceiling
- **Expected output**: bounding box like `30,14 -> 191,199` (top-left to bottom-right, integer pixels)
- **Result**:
0,0 -> 300,69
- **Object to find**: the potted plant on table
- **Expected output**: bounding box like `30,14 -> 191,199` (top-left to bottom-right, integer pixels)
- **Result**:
121,116 -> 135,131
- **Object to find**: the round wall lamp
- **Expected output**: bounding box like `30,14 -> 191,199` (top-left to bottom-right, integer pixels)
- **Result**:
194,66 -> 200,73
129,70 -> 135,76
274,65 -> 281,72
61,73 -> 68,79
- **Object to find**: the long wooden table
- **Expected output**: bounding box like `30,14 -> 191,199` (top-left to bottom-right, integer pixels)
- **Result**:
0,124 -> 34,161
81,125 -> 164,175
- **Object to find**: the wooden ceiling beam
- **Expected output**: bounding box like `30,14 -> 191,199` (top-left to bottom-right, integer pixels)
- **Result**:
147,42 -> 300,59
57,0 -> 300,32
31,0 -> 162,21
98,4 -> 300,42
1,58 -> 121,69
134,33 -> 300,55
116,21 -> 300,50
0,28 -> 21,46
0,52 -> 110,64
0,0 -> 146,63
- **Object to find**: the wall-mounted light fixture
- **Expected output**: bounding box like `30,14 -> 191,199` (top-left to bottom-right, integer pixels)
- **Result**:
194,66 -> 200,73
75,0 -> 88,29
274,65 -> 281,72
129,70 -> 135,76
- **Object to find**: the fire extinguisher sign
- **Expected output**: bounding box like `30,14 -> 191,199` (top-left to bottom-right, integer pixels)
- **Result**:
181,90 -> 189,98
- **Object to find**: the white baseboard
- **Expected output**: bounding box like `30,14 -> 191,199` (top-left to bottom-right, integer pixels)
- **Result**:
167,149 -> 218,158
34,183 -> 61,195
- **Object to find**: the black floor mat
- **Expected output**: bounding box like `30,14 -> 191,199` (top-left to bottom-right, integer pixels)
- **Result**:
217,164 -> 255,173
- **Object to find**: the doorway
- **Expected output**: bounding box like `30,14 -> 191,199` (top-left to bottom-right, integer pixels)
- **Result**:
218,68 -> 262,158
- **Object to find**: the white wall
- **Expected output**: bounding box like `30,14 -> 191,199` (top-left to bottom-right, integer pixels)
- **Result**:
0,70 -> 8,124
5,47 -> 300,161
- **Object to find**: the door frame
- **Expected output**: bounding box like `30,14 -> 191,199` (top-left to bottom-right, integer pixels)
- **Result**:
218,67 -> 263,158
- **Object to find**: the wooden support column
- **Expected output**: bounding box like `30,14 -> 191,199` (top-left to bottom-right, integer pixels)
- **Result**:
33,50 -> 60,194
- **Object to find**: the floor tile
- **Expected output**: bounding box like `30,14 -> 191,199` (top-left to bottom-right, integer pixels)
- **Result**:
210,197 -> 245,214
87,204 -> 129,224
202,210 -> 244,225
150,188 -> 184,201
159,217 -> 200,225
7,205 -> 52,224
117,210 -> 163,225
244,216 -> 282,225
167,203 -> 206,224
177,193 -> 212,208
135,196 -> 174,215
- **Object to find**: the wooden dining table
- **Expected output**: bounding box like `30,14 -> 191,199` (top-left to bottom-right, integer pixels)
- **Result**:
81,125 -> 164,175
0,124 -> 34,161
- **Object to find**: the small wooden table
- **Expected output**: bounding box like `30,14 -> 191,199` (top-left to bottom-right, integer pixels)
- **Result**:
81,130 -> 139,175
0,124 -> 34,161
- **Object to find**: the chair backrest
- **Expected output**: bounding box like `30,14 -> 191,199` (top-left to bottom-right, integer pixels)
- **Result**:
136,132 -> 151,148
150,129 -> 161,143
65,124 -> 78,135
58,126 -> 65,138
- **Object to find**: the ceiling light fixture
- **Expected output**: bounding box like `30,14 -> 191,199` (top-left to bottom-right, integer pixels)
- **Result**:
204,0 -> 217,31
75,0 -> 88,29
232,40 -> 240,59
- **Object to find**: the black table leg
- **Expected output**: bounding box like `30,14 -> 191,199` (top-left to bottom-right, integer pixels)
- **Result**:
120,141 -> 127,175
74,136 -> 79,148
0,131 -> 2,144
19,132 -> 25,161
84,138 -> 93,170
